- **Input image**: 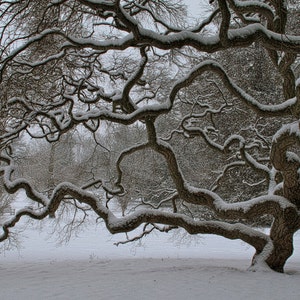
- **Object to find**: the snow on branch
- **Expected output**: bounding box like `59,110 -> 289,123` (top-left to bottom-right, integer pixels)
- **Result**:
0,155 -> 49,207
1,156 -> 273,258
272,121 -> 300,144
171,60 -> 299,117
0,28 -> 63,81
144,120 -> 296,222
3,18 -> 299,86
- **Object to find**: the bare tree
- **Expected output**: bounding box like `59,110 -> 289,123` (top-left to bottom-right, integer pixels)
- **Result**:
1,0 -> 300,273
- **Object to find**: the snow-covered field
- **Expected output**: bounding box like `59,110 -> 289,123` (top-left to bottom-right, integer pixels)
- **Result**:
1,218 -> 300,300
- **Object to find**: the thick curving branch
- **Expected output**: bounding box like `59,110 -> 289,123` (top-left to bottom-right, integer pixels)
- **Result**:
218,0 -> 231,46
1,0 -> 300,273
144,119 -> 297,222
58,23 -> 300,54
1,162 -> 272,262
170,60 -> 300,117
227,0 -> 274,28
0,149 -> 281,271
113,142 -> 150,194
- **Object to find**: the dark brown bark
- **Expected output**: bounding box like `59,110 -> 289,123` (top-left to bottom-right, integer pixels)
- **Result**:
268,123 -> 300,271
266,208 -> 300,272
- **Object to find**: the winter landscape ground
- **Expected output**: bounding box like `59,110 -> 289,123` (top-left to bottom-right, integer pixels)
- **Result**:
1,217 -> 300,300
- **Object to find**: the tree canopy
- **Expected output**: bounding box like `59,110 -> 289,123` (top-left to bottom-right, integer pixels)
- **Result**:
0,0 -> 300,272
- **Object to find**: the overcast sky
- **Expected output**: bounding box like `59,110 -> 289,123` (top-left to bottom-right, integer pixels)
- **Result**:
184,0 -> 212,18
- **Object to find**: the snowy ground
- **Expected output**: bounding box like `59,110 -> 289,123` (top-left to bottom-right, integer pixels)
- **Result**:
1,218 -> 300,300
2,258 -> 300,300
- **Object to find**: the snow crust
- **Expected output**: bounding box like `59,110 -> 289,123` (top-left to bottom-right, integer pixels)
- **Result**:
2,258 -> 300,300
0,220 -> 300,300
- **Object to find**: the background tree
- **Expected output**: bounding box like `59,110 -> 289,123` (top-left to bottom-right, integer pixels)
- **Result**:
1,0 -> 300,273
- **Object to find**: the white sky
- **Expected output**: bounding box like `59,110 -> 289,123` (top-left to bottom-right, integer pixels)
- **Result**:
184,0 -> 212,18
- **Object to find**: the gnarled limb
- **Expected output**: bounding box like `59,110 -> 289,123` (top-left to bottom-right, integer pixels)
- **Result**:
271,121 -> 300,208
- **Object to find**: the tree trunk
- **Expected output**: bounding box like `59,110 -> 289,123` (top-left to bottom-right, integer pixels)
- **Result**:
266,218 -> 295,272
48,143 -> 57,218
263,207 -> 300,272
269,123 -> 300,271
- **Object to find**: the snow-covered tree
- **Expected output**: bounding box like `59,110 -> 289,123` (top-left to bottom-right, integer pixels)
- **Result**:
1,0 -> 300,273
